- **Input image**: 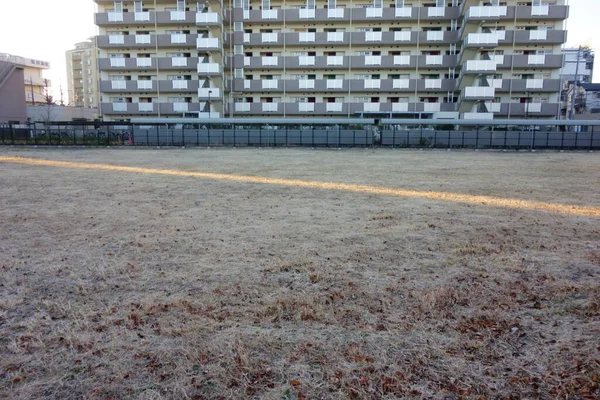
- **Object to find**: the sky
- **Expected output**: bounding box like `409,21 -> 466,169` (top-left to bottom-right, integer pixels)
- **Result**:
0,0 -> 599,102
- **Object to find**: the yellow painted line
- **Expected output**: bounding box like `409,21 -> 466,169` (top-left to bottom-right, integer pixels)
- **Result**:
1,156 -> 599,217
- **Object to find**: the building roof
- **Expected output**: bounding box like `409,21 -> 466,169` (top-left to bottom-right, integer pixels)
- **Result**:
0,53 -> 50,69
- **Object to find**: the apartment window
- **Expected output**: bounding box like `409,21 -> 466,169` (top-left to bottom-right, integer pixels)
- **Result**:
307,0 -> 316,9
234,0 -> 242,7
114,1 -> 123,13
374,0 -> 383,7
177,0 -> 186,11
134,0 -> 143,12
261,0 -> 270,10
329,0 -> 336,8
235,68 -> 244,78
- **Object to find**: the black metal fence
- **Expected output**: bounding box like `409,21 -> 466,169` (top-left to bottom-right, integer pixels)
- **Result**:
1,121 -> 599,150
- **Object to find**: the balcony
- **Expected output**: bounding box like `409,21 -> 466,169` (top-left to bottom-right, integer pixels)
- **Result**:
261,80 -> 279,89
298,103 -> 315,112
198,88 -> 221,99
299,9 -> 315,19
466,6 -> 507,20
197,63 -> 221,75
463,112 -> 494,120
138,103 -> 155,113
261,9 -> 279,19
298,79 -> 315,89
262,103 -> 279,113
465,33 -> 500,47
197,37 -> 221,51
326,80 -> 344,89
97,34 -> 197,48
364,103 -> 380,112
462,87 -> 496,100
326,103 -> 343,112
196,12 -> 221,25
136,58 -> 152,67
261,56 -> 279,66
463,60 -> 498,74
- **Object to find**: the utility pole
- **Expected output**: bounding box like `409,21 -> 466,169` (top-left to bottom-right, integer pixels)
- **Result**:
569,46 -> 582,120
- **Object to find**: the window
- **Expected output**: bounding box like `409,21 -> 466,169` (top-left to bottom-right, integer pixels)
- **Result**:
114,1 -> 123,13
234,45 -> 243,55
234,22 -> 243,31
177,0 -> 185,11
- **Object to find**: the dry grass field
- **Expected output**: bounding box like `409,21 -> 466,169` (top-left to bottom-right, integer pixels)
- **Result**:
0,148 -> 599,400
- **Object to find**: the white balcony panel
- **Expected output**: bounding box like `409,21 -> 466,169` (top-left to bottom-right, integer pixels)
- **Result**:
109,34 -> 124,44
531,5 -> 550,16
261,9 -> 278,19
298,103 -> 315,112
393,79 -> 410,89
171,34 -> 186,44
464,112 -> 494,119
299,9 -> 316,19
395,7 -> 412,17
425,55 -> 443,65
135,11 -> 150,21
394,31 -> 412,41
526,79 -> 544,89
464,87 -> 495,98
173,103 -> 189,112
243,10 -> 250,19
490,54 -> 505,64
108,12 -> 123,22
235,103 -> 251,112
262,103 -> 279,112
261,80 -> 279,89
366,8 -> 383,18
198,88 -> 220,98
135,34 -> 151,44
299,32 -> 315,42
467,6 -> 507,18
170,11 -> 186,21
465,60 -> 497,72
172,57 -> 187,67
365,32 -> 382,42
493,31 -> 506,41
392,103 -> 409,112
137,80 -> 153,90
136,58 -> 152,67
487,79 -> 503,88
327,56 -> 344,66
197,63 -> 220,73
261,33 -> 278,43
424,79 -> 442,89
138,103 -> 154,112
244,33 -> 250,43
529,30 -> 548,40
196,12 -> 220,24
111,81 -> 127,90
326,103 -> 343,112
244,80 -> 251,89
525,103 -> 542,113
327,32 -> 344,42
261,56 -> 278,66
326,79 -> 343,89
327,8 -> 344,18
364,103 -> 380,112
484,102 -> 501,112
528,55 -> 546,65
364,79 -> 381,89
393,55 -> 411,65
299,79 -> 315,89
244,56 -> 251,66
426,31 -> 444,41
423,103 -> 441,112
365,56 -> 382,66
428,7 -> 445,17
197,37 -> 220,49
172,80 -> 188,90
466,33 -> 498,45
299,56 -> 315,66
112,103 -> 127,112
110,58 -> 126,67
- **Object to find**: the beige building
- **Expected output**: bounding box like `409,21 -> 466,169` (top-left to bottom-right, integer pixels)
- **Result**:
66,40 -> 101,111
94,0 -> 568,120
0,53 -> 51,106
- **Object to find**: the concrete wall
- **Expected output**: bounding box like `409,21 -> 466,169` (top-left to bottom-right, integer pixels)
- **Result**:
0,62 -> 27,123
27,105 -> 97,122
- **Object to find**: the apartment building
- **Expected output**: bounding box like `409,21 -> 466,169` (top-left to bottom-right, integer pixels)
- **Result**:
95,0 -> 568,120
66,40 -> 101,110
0,53 -> 51,106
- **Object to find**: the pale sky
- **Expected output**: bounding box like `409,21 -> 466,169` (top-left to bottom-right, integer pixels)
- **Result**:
0,0 -> 599,102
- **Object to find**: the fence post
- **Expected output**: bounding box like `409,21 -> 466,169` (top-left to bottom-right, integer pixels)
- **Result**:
25,123 -> 29,145
208,124 -> 211,147
433,129 -> 437,148
504,128 -> 507,148
575,130 -> 578,149
130,125 -> 135,146
258,125 -> 261,147
182,125 -> 185,147
146,127 -> 150,147
407,130 -> 410,148
448,129 -> 451,150
590,126 -> 595,150
461,131 -> 464,148
475,126 -> 479,149
10,123 -> 15,145
489,128 -> 493,149
312,126 -> 315,147
156,125 -> 159,147
33,123 -> 37,145
392,125 -> 396,148
196,125 -> 199,146
546,131 -> 550,148
517,131 -> 521,149
337,124 -> 341,148
233,124 -> 236,147
561,130 -> 564,150
419,125 -> 423,146
285,125 -> 288,147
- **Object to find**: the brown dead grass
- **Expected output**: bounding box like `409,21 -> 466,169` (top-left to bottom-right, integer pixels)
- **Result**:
0,148 -> 599,399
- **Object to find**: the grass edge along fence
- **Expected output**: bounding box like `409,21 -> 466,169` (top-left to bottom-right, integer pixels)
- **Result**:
1,118 -> 599,150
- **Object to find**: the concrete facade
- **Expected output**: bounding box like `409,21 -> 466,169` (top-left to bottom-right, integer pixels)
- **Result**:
66,40 -> 101,111
0,53 -> 51,106
94,0 -> 569,121
26,105 -> 97,122
0,61 -> 27,123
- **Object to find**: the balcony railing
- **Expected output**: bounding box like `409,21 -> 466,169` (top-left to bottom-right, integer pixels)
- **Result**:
197,63 -> 221,74
137,80 -> 154,90
197,37 -> 221,49
467,6 -> 507,19
196,12 -> 221,25
463,87 -> 495,98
